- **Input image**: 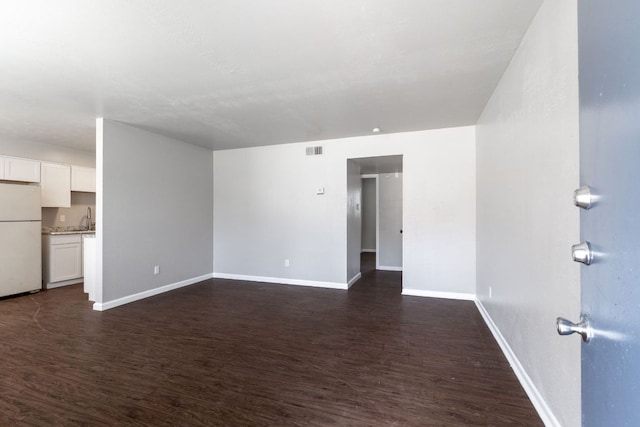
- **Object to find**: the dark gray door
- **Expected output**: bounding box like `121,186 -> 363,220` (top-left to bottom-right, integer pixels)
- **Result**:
579,1 -> 640,424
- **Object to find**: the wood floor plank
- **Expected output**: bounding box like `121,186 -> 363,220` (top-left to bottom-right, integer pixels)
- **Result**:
0,254 -> 542,425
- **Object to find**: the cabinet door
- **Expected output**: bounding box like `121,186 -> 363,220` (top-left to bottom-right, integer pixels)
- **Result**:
71,166 -> 96,192
41,163 -> 71,207
50,243 -> 82,282
4,157 -> 41,183
0,157 -> 5,179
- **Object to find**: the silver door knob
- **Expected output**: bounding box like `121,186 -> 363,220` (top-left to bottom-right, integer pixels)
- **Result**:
573,186 -> 593,209
572,241 -> 593,265
557,316 -> 592,342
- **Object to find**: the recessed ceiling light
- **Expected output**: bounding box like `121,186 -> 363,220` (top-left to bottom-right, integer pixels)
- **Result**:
372,127 -> 381,134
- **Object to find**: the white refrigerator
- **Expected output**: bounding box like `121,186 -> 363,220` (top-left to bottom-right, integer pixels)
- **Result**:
0,183 -> 42,297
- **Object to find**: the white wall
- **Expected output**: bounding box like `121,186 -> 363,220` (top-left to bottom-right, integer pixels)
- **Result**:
0,138 -> 95,167
378,172 -> 403,269
476,2 -> 580,426
346,160 -> 361,284
98,120 -> 213,306
214,126 -> 475,295
361,178 -> 376,251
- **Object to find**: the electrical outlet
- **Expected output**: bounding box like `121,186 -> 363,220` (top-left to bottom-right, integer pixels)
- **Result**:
60,215 -> 65,222
284,259 -> 290,267
154,265 -> 160,275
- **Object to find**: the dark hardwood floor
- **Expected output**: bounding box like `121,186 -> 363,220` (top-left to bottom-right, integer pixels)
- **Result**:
0,253 -> 542,426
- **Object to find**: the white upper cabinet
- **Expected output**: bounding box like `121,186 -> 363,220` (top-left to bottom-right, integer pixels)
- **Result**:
0,156 -> 40,183
41,162 -> 71,207
71,166 -> 96,192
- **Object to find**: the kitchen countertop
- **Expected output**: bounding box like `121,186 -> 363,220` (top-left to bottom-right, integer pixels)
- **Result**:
42,228 -> 96,236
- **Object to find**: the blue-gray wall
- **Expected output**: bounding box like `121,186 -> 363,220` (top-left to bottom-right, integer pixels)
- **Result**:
101,120 -> 213,303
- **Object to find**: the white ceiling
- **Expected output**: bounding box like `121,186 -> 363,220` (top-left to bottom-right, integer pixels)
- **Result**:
0,1 -> 542,152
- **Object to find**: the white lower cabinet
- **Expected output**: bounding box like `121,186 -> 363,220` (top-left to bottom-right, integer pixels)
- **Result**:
43,234 -> 83,288
83,235 -> 96,301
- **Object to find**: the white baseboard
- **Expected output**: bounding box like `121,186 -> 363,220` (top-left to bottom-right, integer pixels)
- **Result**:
93,273 -> 213,311
378,265 -> 403,271
475,299 -> 560,427
212,272 -> 349,290
401,288 -> 475,300
347,272 -> 362,288
361,249 -> 376,253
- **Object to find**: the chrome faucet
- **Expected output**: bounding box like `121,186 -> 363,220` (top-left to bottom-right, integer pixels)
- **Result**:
87,206 -> 92,231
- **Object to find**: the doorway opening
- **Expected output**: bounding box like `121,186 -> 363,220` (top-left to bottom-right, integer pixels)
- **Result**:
347,155 -> 403,288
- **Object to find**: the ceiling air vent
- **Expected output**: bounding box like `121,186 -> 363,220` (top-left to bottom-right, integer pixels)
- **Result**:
306,146 -> 323,156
